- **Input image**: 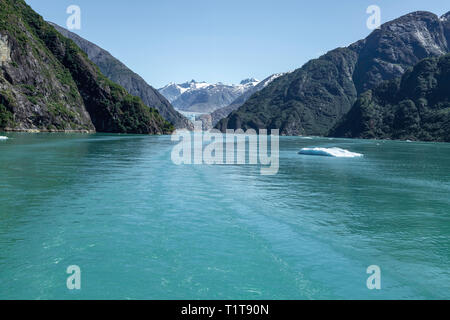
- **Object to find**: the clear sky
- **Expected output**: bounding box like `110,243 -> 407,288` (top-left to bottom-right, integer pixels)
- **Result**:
25,0 -> 449,88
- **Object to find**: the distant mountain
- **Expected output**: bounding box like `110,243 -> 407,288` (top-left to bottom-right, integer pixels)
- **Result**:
211,73 -> 286,126
159,80 -> 212,104
50,23 -> 192,130
217,11 -> 450,136
0,0 -> 172,134
159,79 -> 260,113
330,54 -> 450,142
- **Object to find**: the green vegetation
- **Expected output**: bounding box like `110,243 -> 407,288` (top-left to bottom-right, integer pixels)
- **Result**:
0,0 -> 173,134
0,103 -> 13,128
48,102 -> 76,119
0,90 -> 16,128
216,11 -> 450,137
330,54 -> 450,142
26,95 -> 38,105
216,48 -> 359,135
53,23 -> 192,130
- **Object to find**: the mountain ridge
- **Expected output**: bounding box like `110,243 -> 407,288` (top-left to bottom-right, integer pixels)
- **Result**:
330,53 -> 450,142
159,79 -> 260,114
216,10 -> 450,136
211,73 -> 287,126
50,23 -> 193,130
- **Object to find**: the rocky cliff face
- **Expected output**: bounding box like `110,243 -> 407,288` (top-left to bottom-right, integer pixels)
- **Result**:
0,0 -> 173,134
330,54 -> 450,142
217,11 -> 450,136
351,12 -> 449,93
50,23 -> 192,130
0,34 -> 11,64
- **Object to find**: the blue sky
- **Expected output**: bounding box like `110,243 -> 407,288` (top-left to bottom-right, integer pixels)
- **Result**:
25,0 -> 449,88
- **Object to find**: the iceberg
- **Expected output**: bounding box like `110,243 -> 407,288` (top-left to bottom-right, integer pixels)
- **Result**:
299,147 -> 363,158
0,136 -> 8,140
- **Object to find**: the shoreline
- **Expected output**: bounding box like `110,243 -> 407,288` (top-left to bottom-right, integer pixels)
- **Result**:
1,128 -> 95,134
1,130 -> 449,144
0,129 -> 173,136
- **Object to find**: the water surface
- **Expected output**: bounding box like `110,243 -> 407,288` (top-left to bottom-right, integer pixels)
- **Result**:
0,133 -> 449,299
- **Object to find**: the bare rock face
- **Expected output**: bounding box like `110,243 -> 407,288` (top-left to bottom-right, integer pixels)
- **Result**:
351,11 -> 450,93
0,23 -> 94,132
0,35 -> 11,65
217,11 -> 450,136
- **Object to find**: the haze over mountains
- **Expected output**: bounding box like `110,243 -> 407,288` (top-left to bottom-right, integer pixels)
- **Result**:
216,11 -> 450,140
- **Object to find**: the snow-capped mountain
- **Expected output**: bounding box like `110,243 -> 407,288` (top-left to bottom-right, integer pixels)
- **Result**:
158,79 -> 260,113
158,80 -> 210,103
211,73 -> 288,126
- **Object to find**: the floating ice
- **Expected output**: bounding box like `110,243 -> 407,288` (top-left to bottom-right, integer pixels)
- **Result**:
0,136 -> 8,140
299,147 -> 363,158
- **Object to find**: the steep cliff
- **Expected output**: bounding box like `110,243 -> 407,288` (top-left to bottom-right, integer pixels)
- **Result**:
0,0 -> 173,134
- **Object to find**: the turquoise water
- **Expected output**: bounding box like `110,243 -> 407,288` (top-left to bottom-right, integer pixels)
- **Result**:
0,133 -> 449,300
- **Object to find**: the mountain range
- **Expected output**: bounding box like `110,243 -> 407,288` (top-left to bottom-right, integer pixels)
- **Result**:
50,23 -> 192,130
0,0 -> 173,134
2,2 -> 449,142
216,11 -> 450,139
159,78 -> 260,114
210,73 -> 286,126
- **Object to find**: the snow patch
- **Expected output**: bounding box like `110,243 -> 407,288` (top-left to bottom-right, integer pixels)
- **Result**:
299,147 -> 363,158
159,79 -> 261,105
262,73 -> 286,88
